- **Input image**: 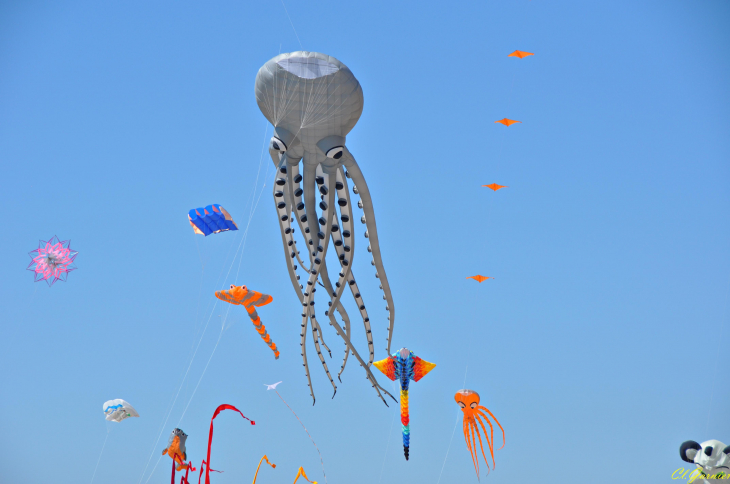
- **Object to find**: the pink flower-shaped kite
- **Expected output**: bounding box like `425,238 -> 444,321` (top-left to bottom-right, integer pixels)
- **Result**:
27,236 -> 78,286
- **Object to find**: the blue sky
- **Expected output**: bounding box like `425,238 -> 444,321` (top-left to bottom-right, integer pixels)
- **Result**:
1,1 -> 728,483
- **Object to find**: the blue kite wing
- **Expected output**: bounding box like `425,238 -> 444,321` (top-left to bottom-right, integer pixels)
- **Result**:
188,204 -> 239,236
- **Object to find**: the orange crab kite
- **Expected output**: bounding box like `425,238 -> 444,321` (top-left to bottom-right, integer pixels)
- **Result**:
455,389 -> 505,480
215,285 -> 279,359
467,276 -> 493,283
495,118 -> 521,126
482,184 -> 507,191
508,50 -> 534,59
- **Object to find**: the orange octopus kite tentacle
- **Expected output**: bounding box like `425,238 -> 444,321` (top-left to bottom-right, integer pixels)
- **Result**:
471,418 -> 492,474
463,420 -> 478,479
473,410 -> 496,468
477,406 -> 506,450
470,419 -> 482,478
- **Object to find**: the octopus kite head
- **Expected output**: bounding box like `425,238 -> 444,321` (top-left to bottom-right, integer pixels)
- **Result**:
255,51 -> 363,158
455,389 -> 480,410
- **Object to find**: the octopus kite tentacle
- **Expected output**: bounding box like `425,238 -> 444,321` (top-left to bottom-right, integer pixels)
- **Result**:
342,150 -> 396,355
324,167 -> 375,376
298,161 -> 339,399
310,313 -> 337,396
288,160 -> 352,345
273,156 -> 317,400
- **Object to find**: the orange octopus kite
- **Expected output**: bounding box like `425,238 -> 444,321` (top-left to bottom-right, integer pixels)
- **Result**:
455,389 -> 505,480
495,118 -> 521,126
482,184 -> 507,191
508,50 -> 534,58
467,276 -> 493,283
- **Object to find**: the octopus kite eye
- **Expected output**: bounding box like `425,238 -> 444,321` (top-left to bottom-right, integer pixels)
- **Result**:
270,137 -> 287,152
325,146 -> 344,159
470,402 -> 478,409
458,402 -> 466,408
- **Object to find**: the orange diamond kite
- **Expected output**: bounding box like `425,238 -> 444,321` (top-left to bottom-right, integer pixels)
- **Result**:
482,183 -> 507,191
467,275 -> 493,283
508,50 -> 534,59
495,118 -> 521,126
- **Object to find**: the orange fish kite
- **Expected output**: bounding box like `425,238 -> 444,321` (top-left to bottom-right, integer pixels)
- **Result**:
467,276 -> 493,283
215,284 -> 279,359
482,184 -> 507,191
495,118 -> 521,126
162,428 -> 191,472
508,50 -> 534,59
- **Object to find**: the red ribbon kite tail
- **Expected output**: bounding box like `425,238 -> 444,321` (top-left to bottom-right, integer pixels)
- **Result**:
203,404 -> 255,484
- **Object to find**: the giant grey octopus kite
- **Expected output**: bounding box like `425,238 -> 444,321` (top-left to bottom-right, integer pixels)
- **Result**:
255,51 -> 396,405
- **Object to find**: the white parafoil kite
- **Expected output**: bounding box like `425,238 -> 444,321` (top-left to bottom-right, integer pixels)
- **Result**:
103,399 -> 139,423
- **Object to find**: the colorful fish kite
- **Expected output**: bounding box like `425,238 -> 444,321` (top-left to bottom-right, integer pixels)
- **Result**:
508,50 -> 534,59
495,118 -> 521,126
162,428 -> 190,472
455,389 -> 505,480
467,276 -> 493,283
215,285 -> 279,359
188,204 -> 238,236
482,184 -> 507,191
373,348 -> 436,460
27,236 -> 78,286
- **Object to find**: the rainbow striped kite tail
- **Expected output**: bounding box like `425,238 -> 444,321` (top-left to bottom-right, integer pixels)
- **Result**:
401,388 -> 410,460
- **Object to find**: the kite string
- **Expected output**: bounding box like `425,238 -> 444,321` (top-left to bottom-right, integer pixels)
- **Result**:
435,365 -> 469,484
275,390 -> 327,484
89,431 -> 109,484
177,310 -> 230,425
377,380 -> 398,484
143,456 -> 162,484
280,0 -> 303,50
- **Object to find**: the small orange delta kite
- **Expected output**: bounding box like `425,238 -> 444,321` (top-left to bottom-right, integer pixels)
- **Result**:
467,276 -> 493,283
508,50 -> 534,59
455,389 -> 505,480
495,118 -> 521,126
482,184 -> 507,191
215,284 -> 279,359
